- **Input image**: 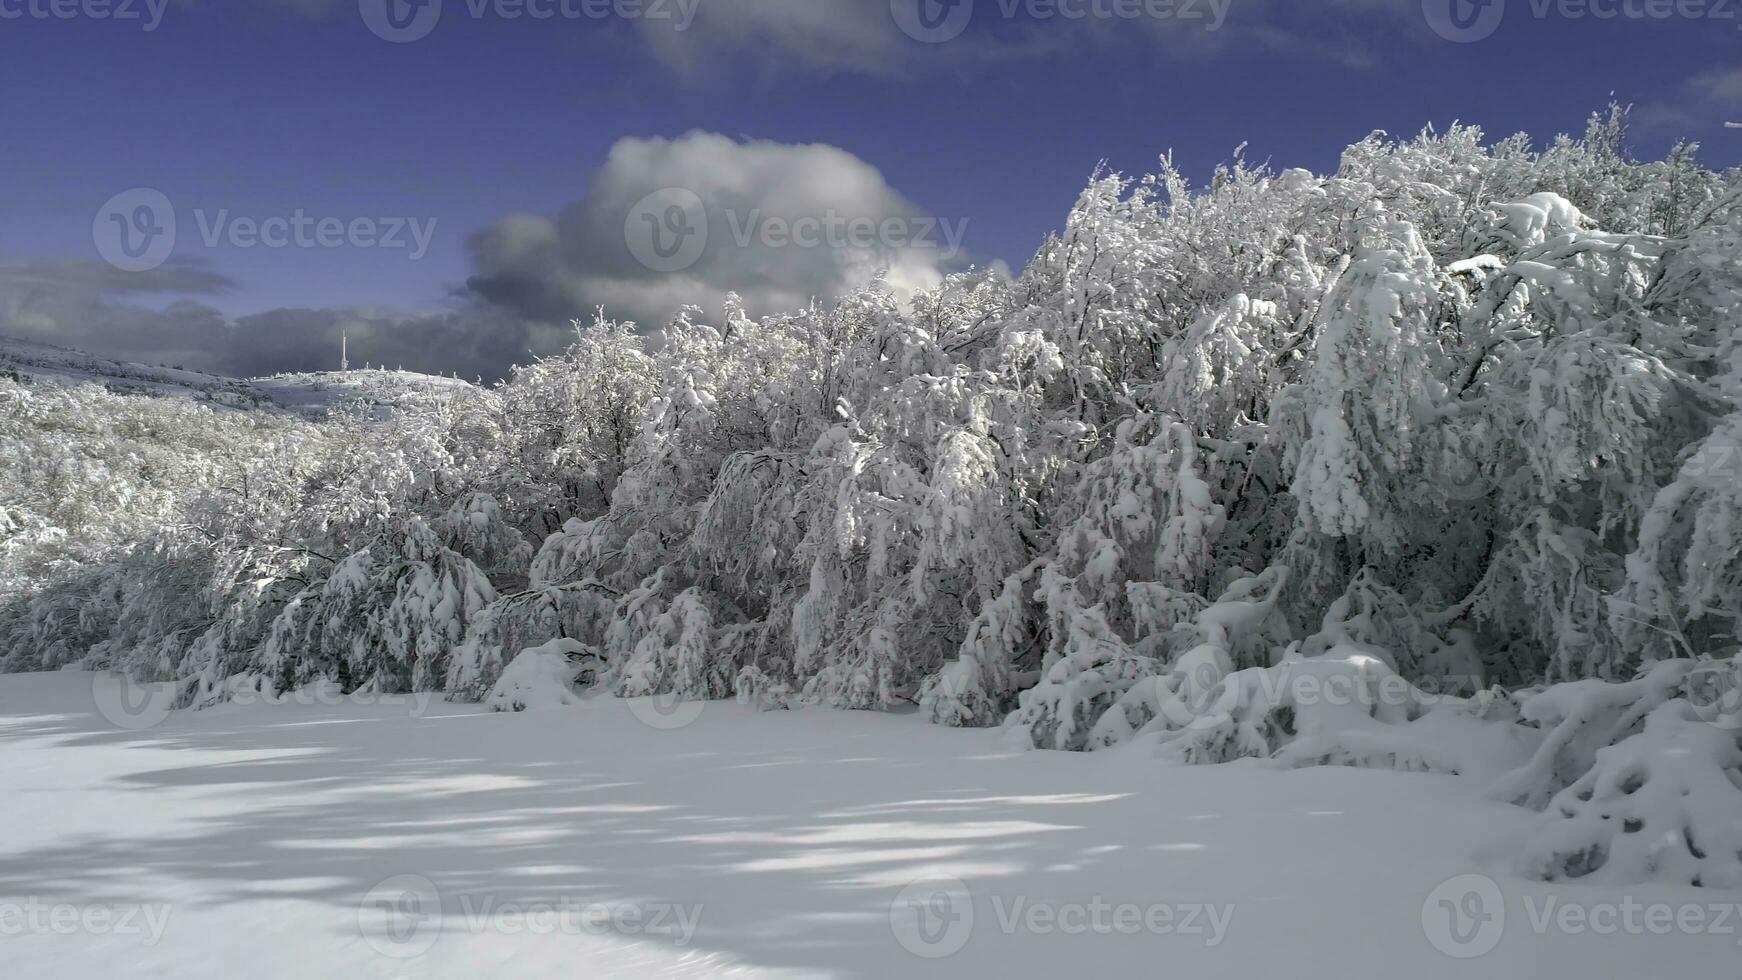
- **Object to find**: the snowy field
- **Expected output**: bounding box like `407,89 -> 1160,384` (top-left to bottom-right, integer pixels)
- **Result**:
1,672 -> 1734,979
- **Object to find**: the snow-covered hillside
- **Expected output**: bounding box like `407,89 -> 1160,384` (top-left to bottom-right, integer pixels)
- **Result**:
0,335 -> 276,408
0,334 -> 478,418
252,369 -> 480,418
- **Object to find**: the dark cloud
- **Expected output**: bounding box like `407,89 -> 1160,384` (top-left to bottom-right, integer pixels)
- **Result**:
0,260 -> 543,383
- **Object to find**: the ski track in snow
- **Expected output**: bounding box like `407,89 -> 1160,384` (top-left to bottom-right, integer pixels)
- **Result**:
0,672 -> 1735,978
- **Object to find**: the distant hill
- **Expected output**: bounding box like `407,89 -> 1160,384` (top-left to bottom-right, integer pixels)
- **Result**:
0,335 -> 478,418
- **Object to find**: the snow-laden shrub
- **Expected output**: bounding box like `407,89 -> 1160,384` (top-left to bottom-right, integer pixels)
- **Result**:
613,583 -> 742,702
1487,659 -> 1698,810
734,664 -> 793,712
1299,568 -> 1482,686
1513,700 -> 1742,888
1012,567 -> 1289,750
1009,603 -> 1160,751
921,570 -> 1036,727
435,492 -> 534,586
1611,412 -> 1742,666
255,517 -> 497,695
484,639 -> 599,712
1085,641 -> 1234,750
1474,191 -> 1587,254
1148,649 -> 1478,770
446,582 -> 616,702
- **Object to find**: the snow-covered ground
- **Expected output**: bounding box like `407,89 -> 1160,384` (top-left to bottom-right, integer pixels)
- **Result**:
0,671 -> 1734,979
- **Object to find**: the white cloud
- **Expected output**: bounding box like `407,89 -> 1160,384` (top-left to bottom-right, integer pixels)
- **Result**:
465,131 -> 968,329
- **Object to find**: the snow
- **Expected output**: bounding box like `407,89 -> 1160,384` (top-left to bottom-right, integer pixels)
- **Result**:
0,334 -> 271,407
484,640 -> 595,712
2,671 -> 1736,979
1,334 -> 477,418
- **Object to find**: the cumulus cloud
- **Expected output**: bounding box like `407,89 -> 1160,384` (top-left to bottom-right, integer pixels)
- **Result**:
464,131 -> 970,328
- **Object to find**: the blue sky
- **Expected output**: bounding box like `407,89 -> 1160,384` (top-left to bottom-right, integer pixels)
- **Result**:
1,0 -> 1738,377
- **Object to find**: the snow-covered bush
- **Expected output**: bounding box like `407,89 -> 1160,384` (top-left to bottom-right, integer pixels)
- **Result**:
484,639 -> 600,712
251,517 -> 497,696
1487,659 -> 1699,809
446,582 -> 617,702
1513,700 -> 1742,888
1154,650 -> 1459,770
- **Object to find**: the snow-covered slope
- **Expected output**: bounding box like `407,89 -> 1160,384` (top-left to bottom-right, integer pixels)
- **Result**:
0,334 -> 477,417
0,335 -> 275,408
1,671 -> 1734,979
252,369 -> 479,417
